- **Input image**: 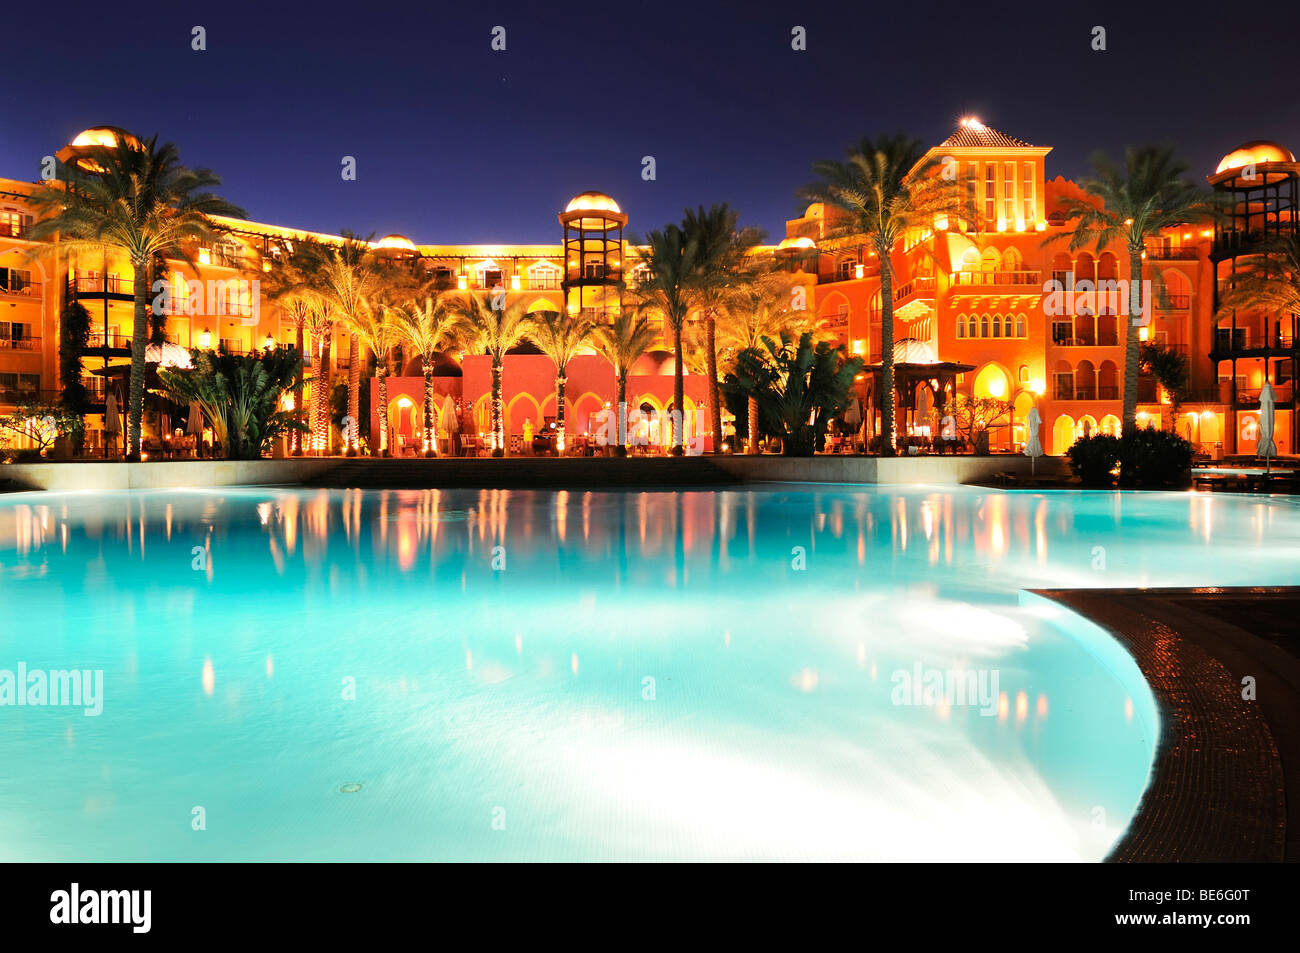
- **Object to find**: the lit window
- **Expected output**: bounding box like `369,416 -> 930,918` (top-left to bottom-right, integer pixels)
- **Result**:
1022,163 -> 1035,223
956,315 -> 966,338
1003,162 -> 1016,222
1016,313 -> 1026,337
984,165 -> 997,222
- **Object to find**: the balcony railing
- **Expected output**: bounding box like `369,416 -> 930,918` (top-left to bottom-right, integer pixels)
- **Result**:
1159,294 -> 1190,310
0,336 -> 41,351
1145,246 -> 1198,261
893,276 -> 936,302
70,275 -> 132,296
949,269 -> 1041,287
87,331 -> 131,349
0,276 -> 37,296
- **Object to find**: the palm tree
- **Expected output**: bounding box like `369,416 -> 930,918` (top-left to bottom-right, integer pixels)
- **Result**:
391,294 -> 460,456
801,134 -> 965,454
1053,145 -> 1219,431
594,310 -> 658,455
633,225 -> 698,454
26,133 -> 244,460
719,272 -> 818,453
450,293 -> 532,456
529,309 -> 595,454
263,235 -> 326,454
318,233 -> 380,453
342,302 -> 401,455
681,204 -> 762,452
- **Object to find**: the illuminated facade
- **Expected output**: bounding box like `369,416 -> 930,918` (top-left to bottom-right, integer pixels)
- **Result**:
1,121 -> 1295,457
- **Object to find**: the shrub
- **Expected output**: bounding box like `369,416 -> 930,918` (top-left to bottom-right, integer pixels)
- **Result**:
1118,427 -> 1194,487
1067,433 -> 1121,486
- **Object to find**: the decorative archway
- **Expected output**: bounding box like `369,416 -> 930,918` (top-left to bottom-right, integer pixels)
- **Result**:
506,393 -> 543,437
1052,415 -> 1076,454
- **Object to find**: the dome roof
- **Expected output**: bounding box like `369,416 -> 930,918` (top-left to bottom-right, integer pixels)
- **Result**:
892,338 -> 938,365
70,126 -> 139,149
374,234 -> 417,252
565,191 -> 621,214
1216,141 -> 1295,174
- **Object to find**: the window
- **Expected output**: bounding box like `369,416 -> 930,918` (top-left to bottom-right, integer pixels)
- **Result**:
1022,163 -> 1035,223
0,267 -> 32,294
956,315 -> 966,338
1054,371 -> 1074,400
1003,315 -> 1013,338
1002,162 -> 1016,222
584,259 -> 605,279
1018,365 -> 1030,383
0,210 -> 31,238
991,313 -> 1002,338
980,315 -> 990,338
1052,319 -> 1073,345
965,163 -> 979,226
837,259 -> 856,281
528,261 -> 561,290
968,316 -> 977,338
984,165 -> 997,222
1015,314 -> 1026,337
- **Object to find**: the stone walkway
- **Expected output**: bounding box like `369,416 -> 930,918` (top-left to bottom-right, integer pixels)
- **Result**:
1036,587 -> 1300,862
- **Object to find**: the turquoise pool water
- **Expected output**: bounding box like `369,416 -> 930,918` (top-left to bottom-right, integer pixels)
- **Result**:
0,485 -> 1295,861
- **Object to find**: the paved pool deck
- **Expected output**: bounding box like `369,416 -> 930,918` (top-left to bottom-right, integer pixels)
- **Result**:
1037,587 -> 1300,863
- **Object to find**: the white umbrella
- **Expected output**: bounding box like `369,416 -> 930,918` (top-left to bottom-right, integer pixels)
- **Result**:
1258,380 -> 1277,473
916,386 -> 933,431
186,401 -> 202,435
443,395 -> 459,433
1023,405 -> 1043,475
843,395 -> 861,428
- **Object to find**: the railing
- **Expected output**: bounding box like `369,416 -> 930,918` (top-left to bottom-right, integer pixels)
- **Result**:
70,275 -> 132,295
1051,334 -> 1120,347
1098,385 -> 1120,400
1159,294 -> 1190,310
893,276 -> 936,302
0,276 -> 37,296
1145,246 -> 1198,260
948,269 -> 1041,287
0,221 -> 32,239
87,331 -> 131,349
0,336 -> 40,351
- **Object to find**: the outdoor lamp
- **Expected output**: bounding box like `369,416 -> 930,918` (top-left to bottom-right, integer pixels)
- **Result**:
199,328 -> 211,348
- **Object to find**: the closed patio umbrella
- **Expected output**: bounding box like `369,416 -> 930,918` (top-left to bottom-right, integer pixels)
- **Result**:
1023,406 -> 1044,475
186,401 -> 202,435
1258,380 -> 1278,474
104,391 -> 121,459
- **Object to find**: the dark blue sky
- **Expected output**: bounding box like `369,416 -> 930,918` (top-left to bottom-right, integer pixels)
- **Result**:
4,0 -> 1297,243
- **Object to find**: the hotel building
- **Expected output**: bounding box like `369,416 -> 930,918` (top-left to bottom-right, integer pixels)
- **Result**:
1,121 -> 1295,457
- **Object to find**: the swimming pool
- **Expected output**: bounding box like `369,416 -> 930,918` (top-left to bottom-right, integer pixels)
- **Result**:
1,485 -> 1295,861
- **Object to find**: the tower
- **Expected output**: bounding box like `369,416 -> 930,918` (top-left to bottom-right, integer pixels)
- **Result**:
559,191 -> 626,323
1209,141 -> 1300,454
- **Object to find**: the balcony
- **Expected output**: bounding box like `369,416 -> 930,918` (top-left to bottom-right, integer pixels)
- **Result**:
0,336 -> 41,352
1145,246 -> 1198,261
0,276 -> 38,297
948,269 -> 1042,288
1158,294 -> 1190,311
69,275 -> 134,301
892,276 -> 935,320
86,331 -> 131,353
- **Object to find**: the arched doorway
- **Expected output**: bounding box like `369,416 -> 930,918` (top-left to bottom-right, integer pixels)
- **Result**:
1052,415 -> 1076,454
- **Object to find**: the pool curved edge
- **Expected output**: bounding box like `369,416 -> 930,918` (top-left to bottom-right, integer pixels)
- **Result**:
1030,588 -> 1290,862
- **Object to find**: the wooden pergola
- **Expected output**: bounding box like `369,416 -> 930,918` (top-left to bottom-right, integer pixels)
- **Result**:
860,360 -> 974,436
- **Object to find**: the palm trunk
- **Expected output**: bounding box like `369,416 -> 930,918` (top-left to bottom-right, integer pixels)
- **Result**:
292,315 -> 304,455
747,395 -> 759,454
313,322 -> 332,454
376,363 -> 389,456
423,360 -> 437,456
347,334 -> 360,454
616,373 -> 628,457
1123,249 -> 1144,432
671,318 -> 685,455
126,265 -> 149,462
555,372 -> 567,455
491,358 -> 504,457
705,309 -> 722,452
879,263 -> 895,456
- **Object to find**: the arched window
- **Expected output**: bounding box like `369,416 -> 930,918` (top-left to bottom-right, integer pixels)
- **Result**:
956,314 -> 966,338
1015,313 -> 1026,337
991,313 -> 1002,338
980,247 -> 1001,272
1003,315 -> 1013,338
1004,247 -> 1024,272
980,315 -> 990,338
967,315 -> 977,338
